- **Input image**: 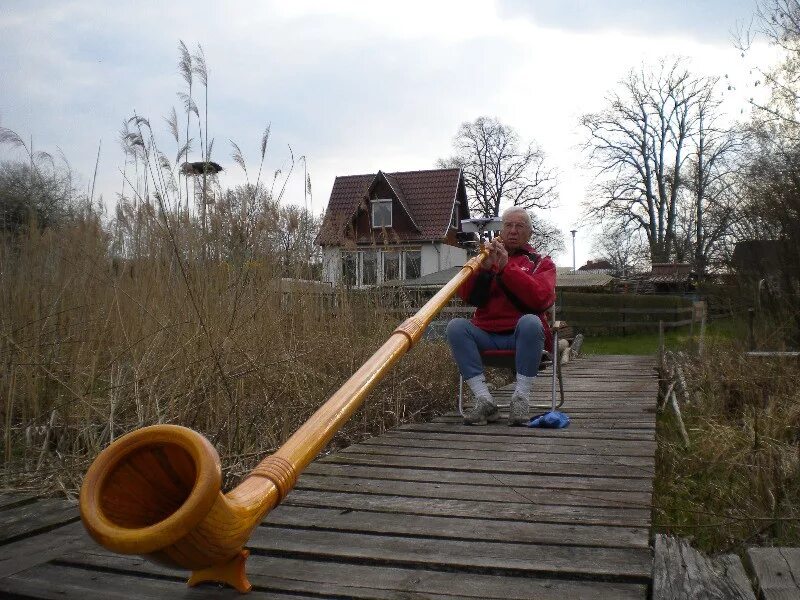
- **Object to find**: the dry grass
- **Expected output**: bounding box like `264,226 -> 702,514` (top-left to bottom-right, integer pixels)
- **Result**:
654,338 -> 800,553
0,214 -> 458,497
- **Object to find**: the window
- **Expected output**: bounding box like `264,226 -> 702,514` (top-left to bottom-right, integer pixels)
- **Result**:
383,251 -> 400,282
341,247 -> 420,287
361,250 -> 378,285
371,199 -> 392,228
342,252 -> 358,287
404,250 -> 421,280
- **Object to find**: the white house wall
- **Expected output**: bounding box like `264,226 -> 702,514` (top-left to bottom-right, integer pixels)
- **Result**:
421,243 -> 467,276
322,247 -> 341,285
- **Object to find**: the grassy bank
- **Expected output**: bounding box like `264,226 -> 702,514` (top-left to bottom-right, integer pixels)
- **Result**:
652,339 -> 800,552
582,317 -> 747,355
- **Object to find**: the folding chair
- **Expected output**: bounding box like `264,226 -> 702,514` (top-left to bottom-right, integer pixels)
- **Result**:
458,306 -> 566,417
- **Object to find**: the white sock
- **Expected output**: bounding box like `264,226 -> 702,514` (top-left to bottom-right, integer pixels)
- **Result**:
465,375 -> 493,402
514,374 -> 535,400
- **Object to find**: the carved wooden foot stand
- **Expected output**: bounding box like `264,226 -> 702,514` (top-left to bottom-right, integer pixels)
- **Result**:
188,549 -> 252,593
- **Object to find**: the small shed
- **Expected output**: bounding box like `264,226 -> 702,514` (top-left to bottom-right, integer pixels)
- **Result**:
556,267 -> 614,292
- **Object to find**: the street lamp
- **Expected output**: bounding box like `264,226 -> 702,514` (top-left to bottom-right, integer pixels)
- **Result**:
570,229 -> 577,272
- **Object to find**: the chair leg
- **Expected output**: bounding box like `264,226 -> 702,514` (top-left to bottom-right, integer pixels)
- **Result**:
551,330 -> 558,412
556,363 -> 565,409
458,375 -> 464,417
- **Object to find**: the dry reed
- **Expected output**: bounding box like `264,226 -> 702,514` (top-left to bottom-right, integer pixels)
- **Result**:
654,338 -> 800,552
0,211 -> 459,496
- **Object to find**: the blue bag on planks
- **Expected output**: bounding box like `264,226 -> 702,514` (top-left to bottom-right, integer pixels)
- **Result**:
528,410 -> 570,429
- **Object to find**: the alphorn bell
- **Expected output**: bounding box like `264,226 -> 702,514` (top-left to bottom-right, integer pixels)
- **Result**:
80,249 -> 489,592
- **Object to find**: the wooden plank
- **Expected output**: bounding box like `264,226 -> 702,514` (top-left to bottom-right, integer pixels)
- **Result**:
746,547 -> 800,600
282,489 -> 652,527
653,535 -> 756,600
376,430 -> 658,455
321,450 -> 655,479
0,521 -> 88,579
58,550 -> 649,600
0,494 -> 38,511
398,422 -> 655,440
0,497 -> 80,545
251,525 -> 653,581
296,473 -> 652,508
0,560 -> 318,599
304,461 -> 655,492
434,416 -> 656,429
337,443 -> 656,468
264,504 -> 650,548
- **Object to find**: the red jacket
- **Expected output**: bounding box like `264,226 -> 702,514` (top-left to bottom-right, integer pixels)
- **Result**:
458,244 -> 557,351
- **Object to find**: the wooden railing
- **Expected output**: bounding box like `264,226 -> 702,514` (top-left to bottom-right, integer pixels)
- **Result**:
385,304 -> 697,333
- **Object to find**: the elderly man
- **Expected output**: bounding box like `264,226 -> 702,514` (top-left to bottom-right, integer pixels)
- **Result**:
446,207 -> 557,425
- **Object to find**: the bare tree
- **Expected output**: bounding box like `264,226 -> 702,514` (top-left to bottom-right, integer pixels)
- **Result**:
437,116 -> 557,219
581,59 -> 716,263
685,89 -> 743,277
738,1 -> 800,138
591,222 -> 649,277
530,213 -> 565,257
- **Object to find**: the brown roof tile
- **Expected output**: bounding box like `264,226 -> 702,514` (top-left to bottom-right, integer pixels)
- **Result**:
315,168 -> 464,245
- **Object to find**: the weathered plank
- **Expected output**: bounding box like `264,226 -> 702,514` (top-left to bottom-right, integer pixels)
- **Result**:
296,473 -> 653,508
282,488 -> 652,527
652,535 -> 756,600
57,549 -> 649,599
321,450 -> 656,479
304,461 -> 655,492
0,560 -> 321,599
399,422 -> 655,441
0,521 -> 88,579
0,497 -> 80,545
745,547 -> 800,600
251,525 -> 654,581
264,504 -> 650,548
0,494 -> 38,511
375,430 -> 658,455
339,442 -> 655,467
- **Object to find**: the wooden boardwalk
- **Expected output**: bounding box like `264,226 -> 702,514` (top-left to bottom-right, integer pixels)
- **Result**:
0,354 -> 661,599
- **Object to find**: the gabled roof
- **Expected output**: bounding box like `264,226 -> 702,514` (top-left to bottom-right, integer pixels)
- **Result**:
646,263 -> 694,283
316,168 -> 465,245
555,268 -> 614,288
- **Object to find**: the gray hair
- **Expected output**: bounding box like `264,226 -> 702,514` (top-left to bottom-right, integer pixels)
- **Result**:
500,206 -> 532,229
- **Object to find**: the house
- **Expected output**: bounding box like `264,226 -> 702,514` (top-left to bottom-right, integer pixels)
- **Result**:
618,262 -> 695,295
316,168 -> 471,287
578,259 -> 613,274
556,267 -> 614,292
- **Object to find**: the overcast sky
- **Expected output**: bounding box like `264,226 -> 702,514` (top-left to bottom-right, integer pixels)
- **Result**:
0,0 -> 775,267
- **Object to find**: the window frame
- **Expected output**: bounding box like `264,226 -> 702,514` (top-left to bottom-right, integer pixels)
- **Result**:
371,198 -> 393,229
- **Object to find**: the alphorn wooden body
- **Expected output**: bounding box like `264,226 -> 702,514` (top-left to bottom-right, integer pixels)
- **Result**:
79,249 -> 488,592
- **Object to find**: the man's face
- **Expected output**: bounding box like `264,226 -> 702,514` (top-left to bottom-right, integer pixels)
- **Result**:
501,213 -> 532,251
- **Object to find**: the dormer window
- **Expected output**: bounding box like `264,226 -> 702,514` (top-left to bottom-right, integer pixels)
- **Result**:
371,198 -> 392,228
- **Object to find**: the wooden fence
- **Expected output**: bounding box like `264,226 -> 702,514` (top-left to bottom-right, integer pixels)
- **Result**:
389,301 -> 702,338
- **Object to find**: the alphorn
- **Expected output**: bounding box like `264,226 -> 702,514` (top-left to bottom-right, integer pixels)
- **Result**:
80,248 -> 488,592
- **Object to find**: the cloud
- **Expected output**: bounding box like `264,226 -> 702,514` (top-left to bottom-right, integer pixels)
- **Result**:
497,0 -> 758,43
0,0 -> 774,267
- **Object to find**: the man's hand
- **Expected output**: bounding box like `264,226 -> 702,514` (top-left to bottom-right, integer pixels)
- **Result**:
493,237 -> 509,271
482,245 -> 495,270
